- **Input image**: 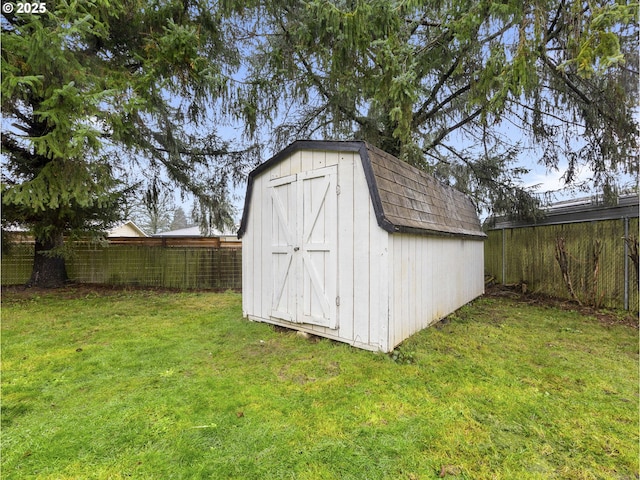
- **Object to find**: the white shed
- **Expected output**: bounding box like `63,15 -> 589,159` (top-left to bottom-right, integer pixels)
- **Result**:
238,141 -> 485,352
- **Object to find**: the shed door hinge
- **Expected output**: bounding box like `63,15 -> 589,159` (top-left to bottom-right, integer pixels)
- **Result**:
336,184 -> 341,195
336,296 -> 340,306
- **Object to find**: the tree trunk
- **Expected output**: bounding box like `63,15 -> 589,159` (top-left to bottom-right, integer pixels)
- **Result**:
28,232 -> 68,288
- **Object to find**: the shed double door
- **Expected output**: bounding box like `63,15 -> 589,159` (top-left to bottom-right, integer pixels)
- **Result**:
268,166 -> 338,329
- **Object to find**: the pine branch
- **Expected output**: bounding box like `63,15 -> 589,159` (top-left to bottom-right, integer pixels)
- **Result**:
294,47 -> 370,131
413,58 -> 463,124
424,107 -> 484,151
540,55 -> 593,106
505,98 -> 585,128
415,82 -> 472,126
546,0 -> 567,40
152,145 -> 255,157
539,53 -> 626,132
276,15 -> 373,133
413,20 -> 512,126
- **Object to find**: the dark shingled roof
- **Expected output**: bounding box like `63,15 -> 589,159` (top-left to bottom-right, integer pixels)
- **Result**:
364,143 -> 485,238
238,140 -> 485,239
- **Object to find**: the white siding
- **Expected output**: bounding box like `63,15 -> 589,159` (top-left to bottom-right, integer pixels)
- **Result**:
334,151 -> 389,352
241,172 -> 265,319
387,234 -> 485,350
242,149 -> 390,351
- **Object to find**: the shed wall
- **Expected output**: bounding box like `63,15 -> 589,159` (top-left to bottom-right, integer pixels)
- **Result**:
242,149 -> 390,351
387,235 -> 485,349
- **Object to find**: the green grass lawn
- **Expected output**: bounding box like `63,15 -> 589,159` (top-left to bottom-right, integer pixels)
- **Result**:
1,288 -> 638,479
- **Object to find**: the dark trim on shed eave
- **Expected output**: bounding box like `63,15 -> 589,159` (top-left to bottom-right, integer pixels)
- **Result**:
395,225 -> 487,239
357,143 -> 397,233
237,140 -> 485,239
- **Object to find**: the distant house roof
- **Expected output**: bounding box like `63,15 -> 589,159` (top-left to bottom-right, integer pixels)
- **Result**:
153,225 -> 237,237
238,140 -> 485,239
154,226 -> 201,237
488,194 -> 639,229
108,221 -> 147,237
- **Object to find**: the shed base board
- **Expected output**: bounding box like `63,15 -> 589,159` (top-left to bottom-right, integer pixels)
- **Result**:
245,315 -> 387,353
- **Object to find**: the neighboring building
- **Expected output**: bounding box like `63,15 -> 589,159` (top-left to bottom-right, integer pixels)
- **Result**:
108,221 -> 147,238
238,140 -> 486,352
488,193 -> 638,228
154,226 -> 203,237
4,220 -> 148,241
154,225 -> 240,245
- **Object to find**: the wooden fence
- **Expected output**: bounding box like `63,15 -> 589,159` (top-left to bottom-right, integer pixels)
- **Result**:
1,240 -> 242,290
485,217 -> 639,310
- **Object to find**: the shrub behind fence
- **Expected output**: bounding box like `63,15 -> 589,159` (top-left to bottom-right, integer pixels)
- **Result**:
1,242 -> 242,290
485,217 -> 638,310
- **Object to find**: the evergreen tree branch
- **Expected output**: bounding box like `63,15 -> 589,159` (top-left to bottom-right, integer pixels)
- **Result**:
276,19 -> 372,133
415,82 -> 473,127
413,58 -> 463,125
424,107 -> 484,151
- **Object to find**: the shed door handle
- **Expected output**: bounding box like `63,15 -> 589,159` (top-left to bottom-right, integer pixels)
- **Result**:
293,247 -> 300,252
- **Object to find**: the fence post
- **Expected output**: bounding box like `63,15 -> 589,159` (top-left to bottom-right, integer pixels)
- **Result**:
501,228 -> 506,285
624,216 -> 629,311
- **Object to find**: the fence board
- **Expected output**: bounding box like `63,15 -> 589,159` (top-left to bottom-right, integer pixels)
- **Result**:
485,217 -> 638,310
1,242 -> 242,290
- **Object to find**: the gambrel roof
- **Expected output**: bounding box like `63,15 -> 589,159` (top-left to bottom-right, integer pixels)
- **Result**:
238,140 -> 485,239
